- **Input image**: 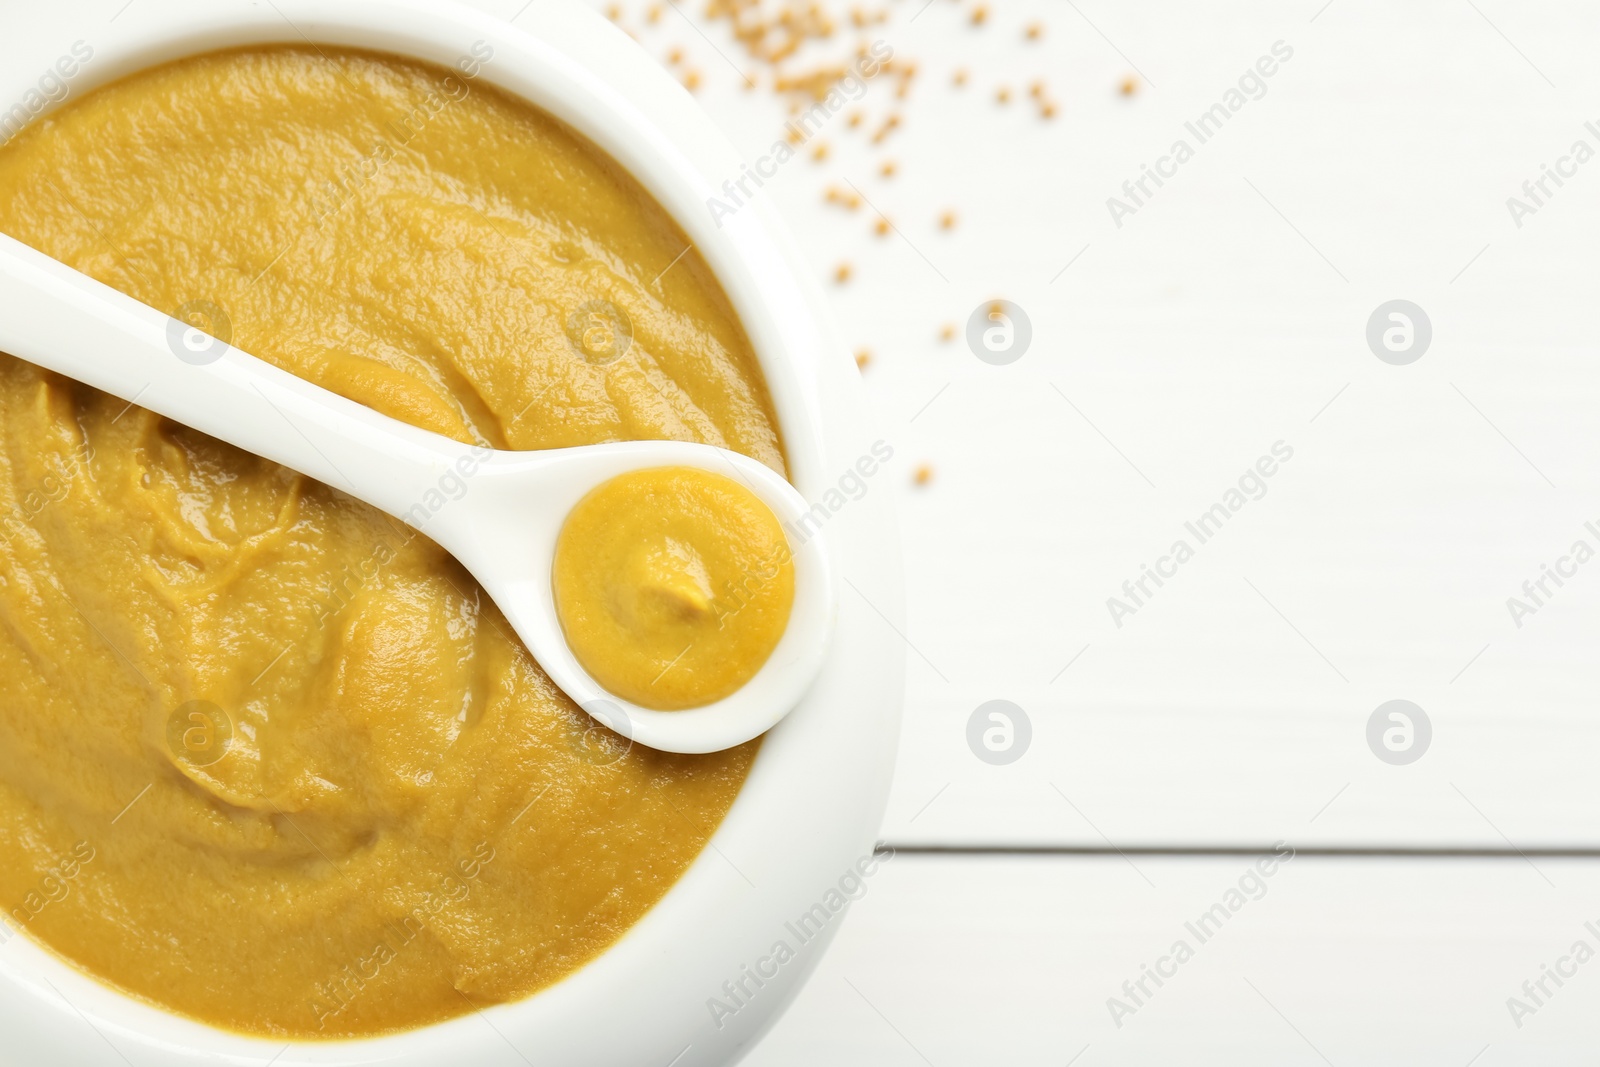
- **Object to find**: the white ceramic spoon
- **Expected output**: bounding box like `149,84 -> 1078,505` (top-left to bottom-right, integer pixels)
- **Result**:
0,233 -> 835,754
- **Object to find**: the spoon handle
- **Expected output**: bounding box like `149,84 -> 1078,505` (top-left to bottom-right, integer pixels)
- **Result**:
0,233 -> 481,522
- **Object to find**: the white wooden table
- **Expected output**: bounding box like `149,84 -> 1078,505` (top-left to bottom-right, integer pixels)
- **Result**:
530,0 -> 1600,1059
31,0 -> 1600,1061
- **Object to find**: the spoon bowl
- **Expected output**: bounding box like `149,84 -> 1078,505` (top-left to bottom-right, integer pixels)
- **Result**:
0,231 -> 836,753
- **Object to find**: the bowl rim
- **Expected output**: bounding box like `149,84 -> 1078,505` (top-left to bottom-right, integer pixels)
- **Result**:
0,1 -> 904,1064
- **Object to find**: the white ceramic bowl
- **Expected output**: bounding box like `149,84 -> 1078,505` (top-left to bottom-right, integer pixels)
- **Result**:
0,2 -> 904,1064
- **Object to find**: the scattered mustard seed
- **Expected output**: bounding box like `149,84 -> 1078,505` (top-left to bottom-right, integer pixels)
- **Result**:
812,141 -> 830,161
970,5 -> 988,26
683,70 -> 702,91
822,186 -> 860,209
914,464 -> 934,486
647,4 -> 662,22
996,85 -> 1011,104
835,262 -> 853,284
874,217 -> 891,236
952,68 -> 969,87
880,159 -> 897,177
1025,22 -> 1044,40
939,324 -> 957,342
939,211 -> 957,230
1120,75 -> 1139,96
667,47 -> 684,65
854,348 -> 871,369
